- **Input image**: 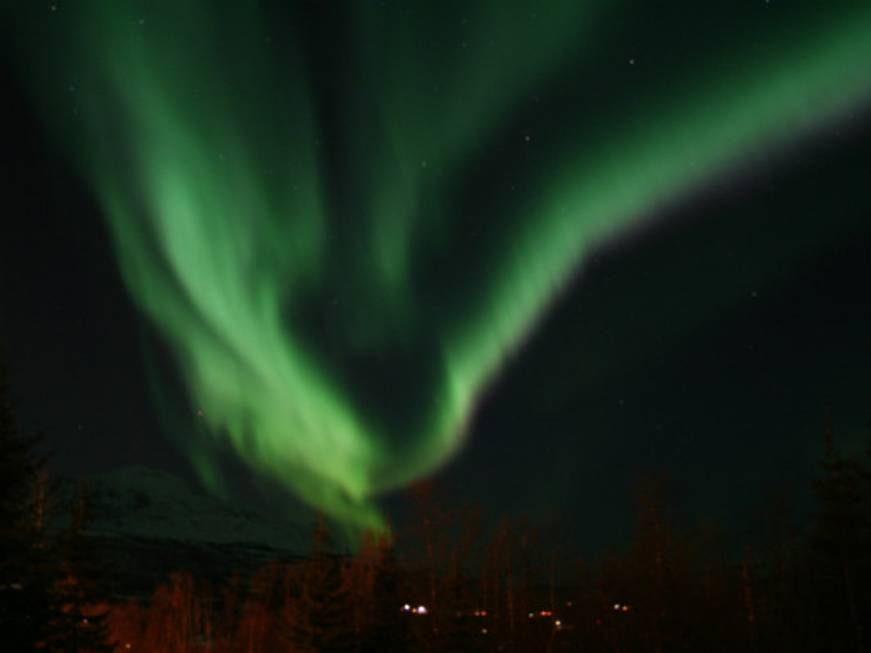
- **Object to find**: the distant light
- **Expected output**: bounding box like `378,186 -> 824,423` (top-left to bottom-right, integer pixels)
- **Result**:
622,605 -> 630,613
613,603 -> 621,611
401,604 -> 411,612
566,601 -> 573,607
540,610 -> 553,617
555,620 -> 562,628
416,605 -> 428,615
528,612 -> 534,619
481,628 -> 488,634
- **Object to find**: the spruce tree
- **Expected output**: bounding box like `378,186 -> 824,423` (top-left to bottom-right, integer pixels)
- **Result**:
0,353 -> 58,650
0,353 -> 112,651
809,422 -> 869,653
292,516 -> 356,652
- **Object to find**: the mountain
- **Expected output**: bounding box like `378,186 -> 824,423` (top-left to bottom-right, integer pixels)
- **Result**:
51,465 -> 310,599
55,465 -> 308,550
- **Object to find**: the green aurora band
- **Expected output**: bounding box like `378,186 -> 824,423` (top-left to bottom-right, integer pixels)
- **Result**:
11,1 -> 871,530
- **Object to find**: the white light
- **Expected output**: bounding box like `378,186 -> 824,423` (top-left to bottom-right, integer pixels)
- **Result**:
613,603 -> 621,611
417,605 -> 428,615
555,620 -> 562,628
402,603 -> 411,612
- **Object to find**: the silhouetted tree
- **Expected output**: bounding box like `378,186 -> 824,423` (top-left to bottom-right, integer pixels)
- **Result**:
626,474 -> 676,653
359,535 -> 413,653
140,572 -> 213,652
292,516 -> 355,652
0,353 -> 59,650
0,354 -> 113,652
809,422 -> 869,653
46,480 -> 112,652
437,504 -> 486,653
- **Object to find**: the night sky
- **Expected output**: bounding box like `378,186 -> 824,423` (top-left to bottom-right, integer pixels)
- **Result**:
2,1 -> 870,553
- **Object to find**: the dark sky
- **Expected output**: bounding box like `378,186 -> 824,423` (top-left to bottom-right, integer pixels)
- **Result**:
442,123 -> 871,551
2,1 -> 870,555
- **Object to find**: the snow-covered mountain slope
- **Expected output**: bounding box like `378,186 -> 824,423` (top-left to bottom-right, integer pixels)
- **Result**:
53,465 -> 309,552
49,466 -> 311,599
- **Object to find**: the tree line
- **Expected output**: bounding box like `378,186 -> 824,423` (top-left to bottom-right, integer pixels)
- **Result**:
1,355 -> 869,652
0,355 -> 111,651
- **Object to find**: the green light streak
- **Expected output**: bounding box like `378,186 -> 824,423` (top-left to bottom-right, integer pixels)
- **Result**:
11,1 -> 871,529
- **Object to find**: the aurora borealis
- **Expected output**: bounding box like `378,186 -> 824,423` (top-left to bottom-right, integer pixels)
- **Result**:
6,1 -> 871,532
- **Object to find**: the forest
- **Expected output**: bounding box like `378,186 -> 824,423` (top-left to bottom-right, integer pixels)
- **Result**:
2,359 -> 869,653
